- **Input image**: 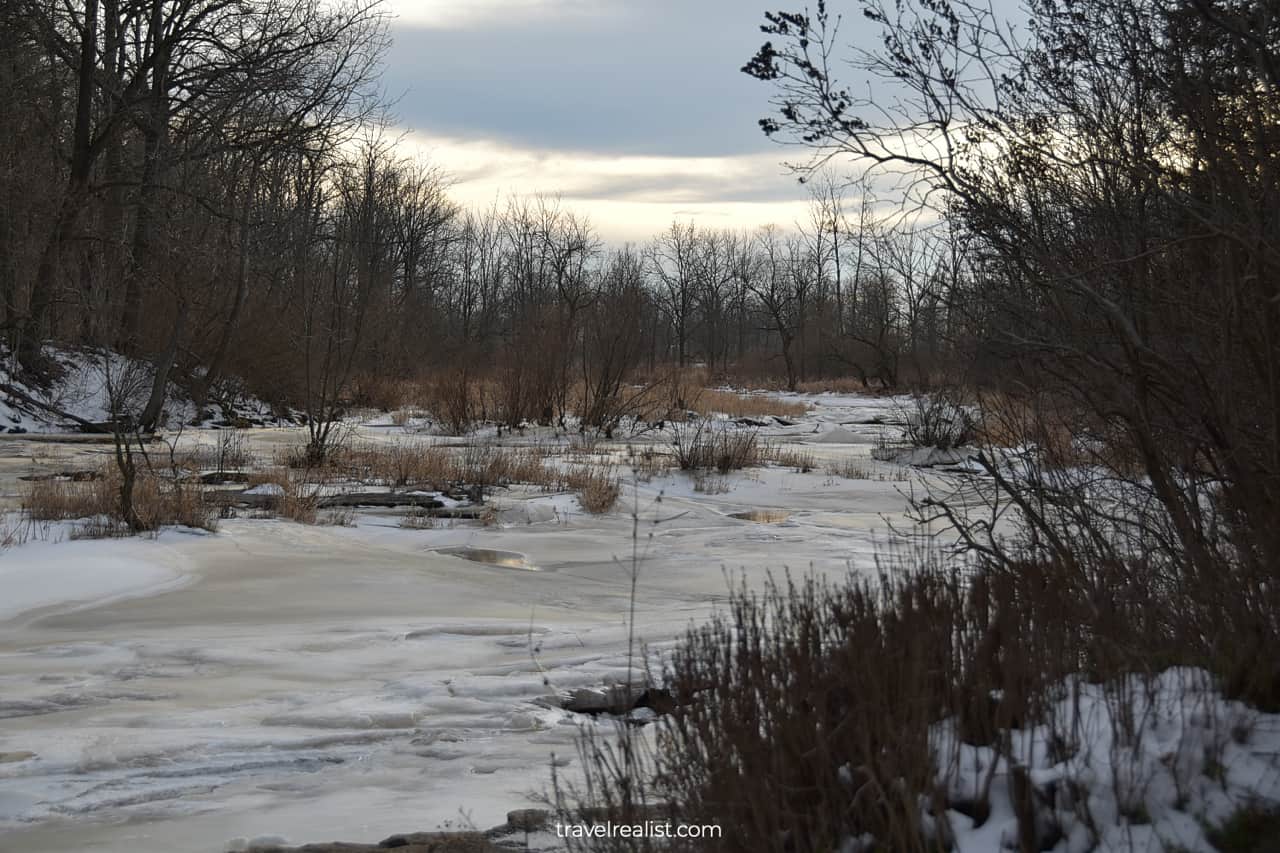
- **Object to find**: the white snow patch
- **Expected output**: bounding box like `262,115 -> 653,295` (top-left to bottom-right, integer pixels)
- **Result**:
0,535 -> 191,622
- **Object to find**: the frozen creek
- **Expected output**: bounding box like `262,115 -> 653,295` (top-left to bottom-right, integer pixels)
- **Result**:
0,394 -> 948,852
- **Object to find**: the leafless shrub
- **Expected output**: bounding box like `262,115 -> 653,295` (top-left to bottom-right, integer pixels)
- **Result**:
562,544 -> 1243,852
669,420 -> 763,473
426,368 -> 478,435
563,565 -> 966,852
901,392 -> 976,450
348,373 -> 410,411
179,428 -> 253,473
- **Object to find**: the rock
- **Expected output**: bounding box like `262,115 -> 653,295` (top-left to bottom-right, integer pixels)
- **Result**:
205,490 -> 457,512
240,833 -> 500,853
319,492 -> 443,509
560,685 -> 676,717
505,809 -> 551,832
871,446 -> 973,467
18,469 -> 98,482
561,686 -> 643,715
635,687 -> 677,715
378,832 -> 499,851
200,471 -> 251,484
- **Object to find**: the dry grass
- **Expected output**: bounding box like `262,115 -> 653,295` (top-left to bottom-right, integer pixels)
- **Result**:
23,469 -> 217,534
625,445 -> 671,482
364,364 -> 811,434
23,478 -> 110,521
316,508 -> 355,526
245,467 -> 322,524
569,463 -> 622,513
764,446 -> 817,472
825,458 -> 910,482
689,388 -> 809,420
692,471 -> 730,493
796,377 -> 877,394
339,441 -> 456,488
399,509 -> 439,529
293,440 -> 622,512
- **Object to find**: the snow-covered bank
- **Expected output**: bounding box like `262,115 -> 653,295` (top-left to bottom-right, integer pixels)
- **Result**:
937,669 -> 1280,853
0,345 -> 281,434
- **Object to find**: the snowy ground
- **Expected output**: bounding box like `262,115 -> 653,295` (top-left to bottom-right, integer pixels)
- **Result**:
0,346 -> 283,434
7,387 -> 1270,852
0,391 -> 949,852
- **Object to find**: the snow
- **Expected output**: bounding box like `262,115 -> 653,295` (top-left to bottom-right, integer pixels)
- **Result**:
0,416 -> 924,850
935,668 -> 1280,853
243,484 -> 284,497
0,345 -> 282,433
0,388 -> 1273,851
0,530 -> 193,622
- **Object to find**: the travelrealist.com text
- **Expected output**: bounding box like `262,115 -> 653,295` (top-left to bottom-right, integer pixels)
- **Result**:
554,821 -> 723,839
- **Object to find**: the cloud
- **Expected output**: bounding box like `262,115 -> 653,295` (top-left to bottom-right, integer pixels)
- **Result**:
380,0 -> 780,158
401,131 -> 816,244
378,0 -> 1002,242
387,0 -> 611,30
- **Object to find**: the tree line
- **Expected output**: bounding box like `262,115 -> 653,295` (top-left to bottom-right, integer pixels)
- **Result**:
1,0 -> 996,442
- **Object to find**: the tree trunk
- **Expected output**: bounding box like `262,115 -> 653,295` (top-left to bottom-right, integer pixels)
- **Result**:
21,0 -> 99,372
202,165 -> 260,399
119,0 -> 168,354
138,300 -> 187,432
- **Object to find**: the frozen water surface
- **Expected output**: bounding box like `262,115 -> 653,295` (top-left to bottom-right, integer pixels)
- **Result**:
0,393 -> 940,851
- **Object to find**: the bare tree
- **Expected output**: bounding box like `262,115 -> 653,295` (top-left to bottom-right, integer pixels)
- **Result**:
648,221 -> 700,368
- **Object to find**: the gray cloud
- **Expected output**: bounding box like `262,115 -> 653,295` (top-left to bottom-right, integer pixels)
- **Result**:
382,0 -> 784,158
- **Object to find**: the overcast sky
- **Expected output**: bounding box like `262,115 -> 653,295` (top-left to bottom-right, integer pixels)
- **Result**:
382,0 -> 820,243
